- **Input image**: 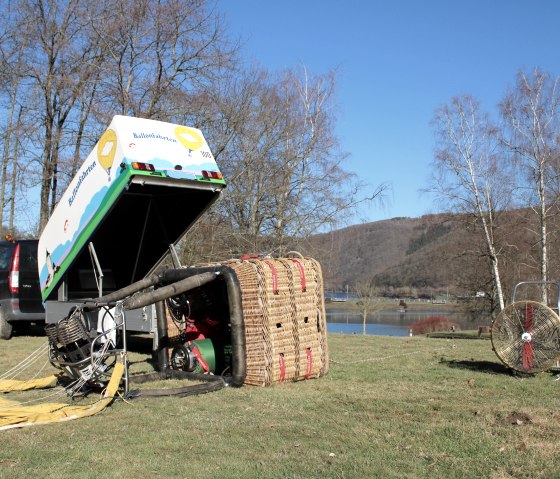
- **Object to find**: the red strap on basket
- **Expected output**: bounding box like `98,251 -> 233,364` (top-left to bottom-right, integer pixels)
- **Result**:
305,348 -> 312,379
279,353 -> 286,381
289,259 -> 307,292
264,261 -> 279,294
240,254 -> 259,261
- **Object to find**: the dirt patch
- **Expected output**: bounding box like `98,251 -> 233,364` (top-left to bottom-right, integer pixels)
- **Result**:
499,412 -> 532,426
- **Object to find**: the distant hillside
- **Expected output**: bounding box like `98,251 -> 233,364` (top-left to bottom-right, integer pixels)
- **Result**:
303,210 -> 560,297
305,215 -> 456,291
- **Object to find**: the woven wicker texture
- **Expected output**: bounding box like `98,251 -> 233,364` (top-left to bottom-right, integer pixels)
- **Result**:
223,256 -> 328,386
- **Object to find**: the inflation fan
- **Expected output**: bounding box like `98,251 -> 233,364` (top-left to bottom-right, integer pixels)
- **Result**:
491,300 -> 560,373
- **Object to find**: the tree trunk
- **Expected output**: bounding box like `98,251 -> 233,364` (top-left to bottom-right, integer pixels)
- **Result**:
539,172 -> 548,304
8,107 -> 23,235
0,96 -> 16,231
39,118 -> 54,233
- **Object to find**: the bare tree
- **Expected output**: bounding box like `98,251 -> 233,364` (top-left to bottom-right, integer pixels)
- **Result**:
354,280 -> 385,335
499,68 -> 560,303
0,0 -> 238,234
216,66 -> 386,256
215,69 -> 285,253
0,0 -> 381,254
0,6 -> 32,233
3,0 -> 108,231
95,0 -> 235,120
8,106 -> 25,234
430,95 -> 511,312
271,67 -> 385,252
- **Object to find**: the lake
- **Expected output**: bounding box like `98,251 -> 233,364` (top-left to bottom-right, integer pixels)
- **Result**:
326,308 -> 485,336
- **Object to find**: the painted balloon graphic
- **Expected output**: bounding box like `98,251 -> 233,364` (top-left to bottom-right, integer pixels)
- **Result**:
97,129 -> 117,180
174,126 -> 203,154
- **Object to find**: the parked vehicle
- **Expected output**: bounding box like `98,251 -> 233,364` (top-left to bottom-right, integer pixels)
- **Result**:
0,238 -> 45,339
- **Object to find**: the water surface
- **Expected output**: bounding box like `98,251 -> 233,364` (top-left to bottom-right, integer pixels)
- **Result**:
326,308 -> 481,336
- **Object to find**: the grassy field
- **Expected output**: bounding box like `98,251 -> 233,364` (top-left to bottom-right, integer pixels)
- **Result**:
1,333 -> 559,479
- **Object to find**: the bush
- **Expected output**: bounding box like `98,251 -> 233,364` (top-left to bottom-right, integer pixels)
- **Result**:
411,315 -> 458,335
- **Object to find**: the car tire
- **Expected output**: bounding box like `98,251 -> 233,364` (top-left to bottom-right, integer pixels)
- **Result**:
0,312 -> 13,340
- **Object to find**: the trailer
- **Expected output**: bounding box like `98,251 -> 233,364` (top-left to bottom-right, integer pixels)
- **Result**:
39,115 -> 328,397
39,115 -> 225,308
39,114 -> 225,334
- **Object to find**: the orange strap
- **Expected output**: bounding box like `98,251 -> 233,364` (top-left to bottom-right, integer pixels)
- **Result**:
239,254 -> 259,261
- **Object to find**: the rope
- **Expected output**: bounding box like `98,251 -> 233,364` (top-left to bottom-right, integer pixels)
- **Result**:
26,357 -> 53,382
0,380 -> 76,408
0,342 -> 50,380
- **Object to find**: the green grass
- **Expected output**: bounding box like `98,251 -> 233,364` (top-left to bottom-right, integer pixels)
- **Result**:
1,334 -> 560,478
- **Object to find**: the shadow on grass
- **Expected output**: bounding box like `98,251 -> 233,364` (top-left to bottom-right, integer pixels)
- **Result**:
125,334 -> 159,369
441,358 -> 513,376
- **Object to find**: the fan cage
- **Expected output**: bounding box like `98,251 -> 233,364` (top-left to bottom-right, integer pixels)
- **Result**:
491,301 -> 560,374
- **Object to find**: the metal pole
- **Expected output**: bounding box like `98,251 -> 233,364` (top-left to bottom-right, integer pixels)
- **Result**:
155,300 -> 169,371
121,307 -> 128,396
88,242 -> 105,297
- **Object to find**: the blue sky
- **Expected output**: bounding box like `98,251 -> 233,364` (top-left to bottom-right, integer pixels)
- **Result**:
217,1 -> 560,223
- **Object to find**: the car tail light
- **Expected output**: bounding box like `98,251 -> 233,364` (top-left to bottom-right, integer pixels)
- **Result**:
131,162 -> 155,172
202,170 -> 223,180
9,243 -> 19,295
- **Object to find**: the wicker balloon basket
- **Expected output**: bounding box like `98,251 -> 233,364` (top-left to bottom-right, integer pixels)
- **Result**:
227,256 -> 329,386
165,255 -> 329,386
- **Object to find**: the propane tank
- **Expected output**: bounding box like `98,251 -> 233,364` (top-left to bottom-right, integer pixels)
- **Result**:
170,338 -> 231,374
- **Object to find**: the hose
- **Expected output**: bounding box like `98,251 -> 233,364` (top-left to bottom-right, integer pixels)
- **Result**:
81,266 -> 247,387
157,266 -> 246,387
155,300 -> 169,371
126,370 -> 225,398
122,272 -> 218,311
83,273 -> 162,308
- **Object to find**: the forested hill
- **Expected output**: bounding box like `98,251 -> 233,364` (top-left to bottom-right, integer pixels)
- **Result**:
304,211 -> 556,297
305,215 -> 455,293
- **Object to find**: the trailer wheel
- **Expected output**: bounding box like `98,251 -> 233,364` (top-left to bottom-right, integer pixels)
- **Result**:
0,312 -> 13,340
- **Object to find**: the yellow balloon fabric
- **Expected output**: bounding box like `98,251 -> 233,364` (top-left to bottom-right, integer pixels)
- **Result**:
0,361 -> 125,430
0,374 -> 59,392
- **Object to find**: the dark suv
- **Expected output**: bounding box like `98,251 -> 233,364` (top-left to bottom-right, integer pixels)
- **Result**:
0,239 -> 45,339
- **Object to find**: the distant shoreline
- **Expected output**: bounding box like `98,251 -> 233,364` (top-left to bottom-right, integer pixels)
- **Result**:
325,298 -> 465,313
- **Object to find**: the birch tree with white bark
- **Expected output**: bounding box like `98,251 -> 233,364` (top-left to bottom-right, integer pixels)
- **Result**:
499,68 -> 560,304
431,95 -> 510,312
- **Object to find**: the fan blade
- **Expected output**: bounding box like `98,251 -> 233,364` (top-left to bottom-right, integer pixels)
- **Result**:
524,303 -> 534,332
522,303 -> 535,370
522,341 -> 534,370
